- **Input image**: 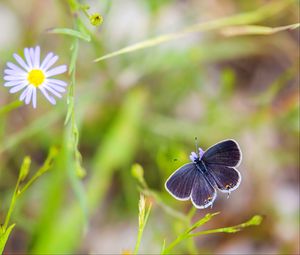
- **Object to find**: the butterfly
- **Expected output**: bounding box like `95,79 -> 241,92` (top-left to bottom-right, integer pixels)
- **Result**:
165,139 -> 242,209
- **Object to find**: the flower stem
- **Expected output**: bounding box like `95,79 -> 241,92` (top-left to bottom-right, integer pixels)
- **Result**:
0,100 -> 23,116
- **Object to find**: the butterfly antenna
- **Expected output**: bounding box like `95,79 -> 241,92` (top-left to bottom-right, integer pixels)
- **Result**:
194,136 -> 199,152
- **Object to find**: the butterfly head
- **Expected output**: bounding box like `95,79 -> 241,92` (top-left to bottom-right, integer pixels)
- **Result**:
189,151 -> 198,162
199,148 -> 205,159
189,148 -> 205,162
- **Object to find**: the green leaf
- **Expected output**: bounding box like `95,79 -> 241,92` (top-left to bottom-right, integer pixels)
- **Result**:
47,28 -> 91,42
94,0 -> 293,62
161,212 -> 219,254
162,214 -> 263,254
221,23 -> 300,36
0,100 -> 23,116
186,212 -> 220,233
0,224 -> 16,254
68,39 -> 79,75
190,215 -> 263,237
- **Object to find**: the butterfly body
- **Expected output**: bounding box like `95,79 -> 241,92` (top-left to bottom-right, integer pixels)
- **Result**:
194,158 -> 209,174
165,139 -> 242,209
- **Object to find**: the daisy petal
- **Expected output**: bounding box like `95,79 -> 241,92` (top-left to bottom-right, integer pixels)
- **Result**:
32,87 -> 37,108
4,80 -> 24,87
24,48 -> 33,69
4,46 -> 68,108
45,65 -> 67,77
19,86 -> 31,101
43,84 -> 62,98
13,53 -> 29,71
25,86 -> 33,104
46,78 -> 67,87
42,55 -> 59,71
40,52 -> 54,69
7,62 -> 27,73
4,75 -> 26,81
34,46 -> 40,68
40,87 -> 56,105
29,48 -> 35,67
4,69 -> 27,76
9,82 -> 27,93
47,82 -> 66,93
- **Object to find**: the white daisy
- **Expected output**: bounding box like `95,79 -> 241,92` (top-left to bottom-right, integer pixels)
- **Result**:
3,45 -> 68,108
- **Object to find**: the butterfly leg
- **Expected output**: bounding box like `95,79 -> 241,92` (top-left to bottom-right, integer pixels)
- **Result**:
227,191 -> 231,199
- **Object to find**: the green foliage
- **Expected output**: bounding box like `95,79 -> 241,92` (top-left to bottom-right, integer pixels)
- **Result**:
220,23 -> 300,36
0,0 -> 298,253
30,89 -> 147,253
161,214 -> 263,254
18,157 -> 30,182
134,194 -> 152,255
0,224 -> 15,254
0,101 -> 23,116
94,0 -> 294,62
0,147 -> 58,253
47,28 -> 91,42
130,166 -> 263,254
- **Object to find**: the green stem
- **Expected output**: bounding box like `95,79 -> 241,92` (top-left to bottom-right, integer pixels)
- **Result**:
162,234 -> 186,255
3,147 -> 58,231
0,100 -> 23,116
19,148 -> 58,195
141,189 -> 188,223
3,178 -> 21,230
162,213 -> 221,254
185,207 -> 197,253
134,226 -> 144,254
134,204 -> 152,255
79,5 -> 90,18
189,227 -> 238,237
64,6 -> 88,225
189,215 -> 263,237
67,0 -> 80,14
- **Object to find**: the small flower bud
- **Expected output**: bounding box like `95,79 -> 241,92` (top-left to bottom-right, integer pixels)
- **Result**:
89,13 -> 103,26
19,157 -> 31,182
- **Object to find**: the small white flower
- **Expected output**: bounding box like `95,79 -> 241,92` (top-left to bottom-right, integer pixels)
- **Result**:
3,45 -> 68,108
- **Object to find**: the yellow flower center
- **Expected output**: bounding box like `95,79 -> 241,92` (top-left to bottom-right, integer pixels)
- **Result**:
27,69 -> 45,87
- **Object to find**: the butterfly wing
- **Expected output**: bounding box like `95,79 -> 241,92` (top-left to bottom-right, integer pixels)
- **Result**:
191,171 -> 217,209
206,164 -> 241,193
202,139 -> 241,167
202,140 -> 242,193
165,163 -> 197,200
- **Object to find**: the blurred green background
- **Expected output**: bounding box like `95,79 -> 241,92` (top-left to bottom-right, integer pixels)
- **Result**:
0,0 -> 299,254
